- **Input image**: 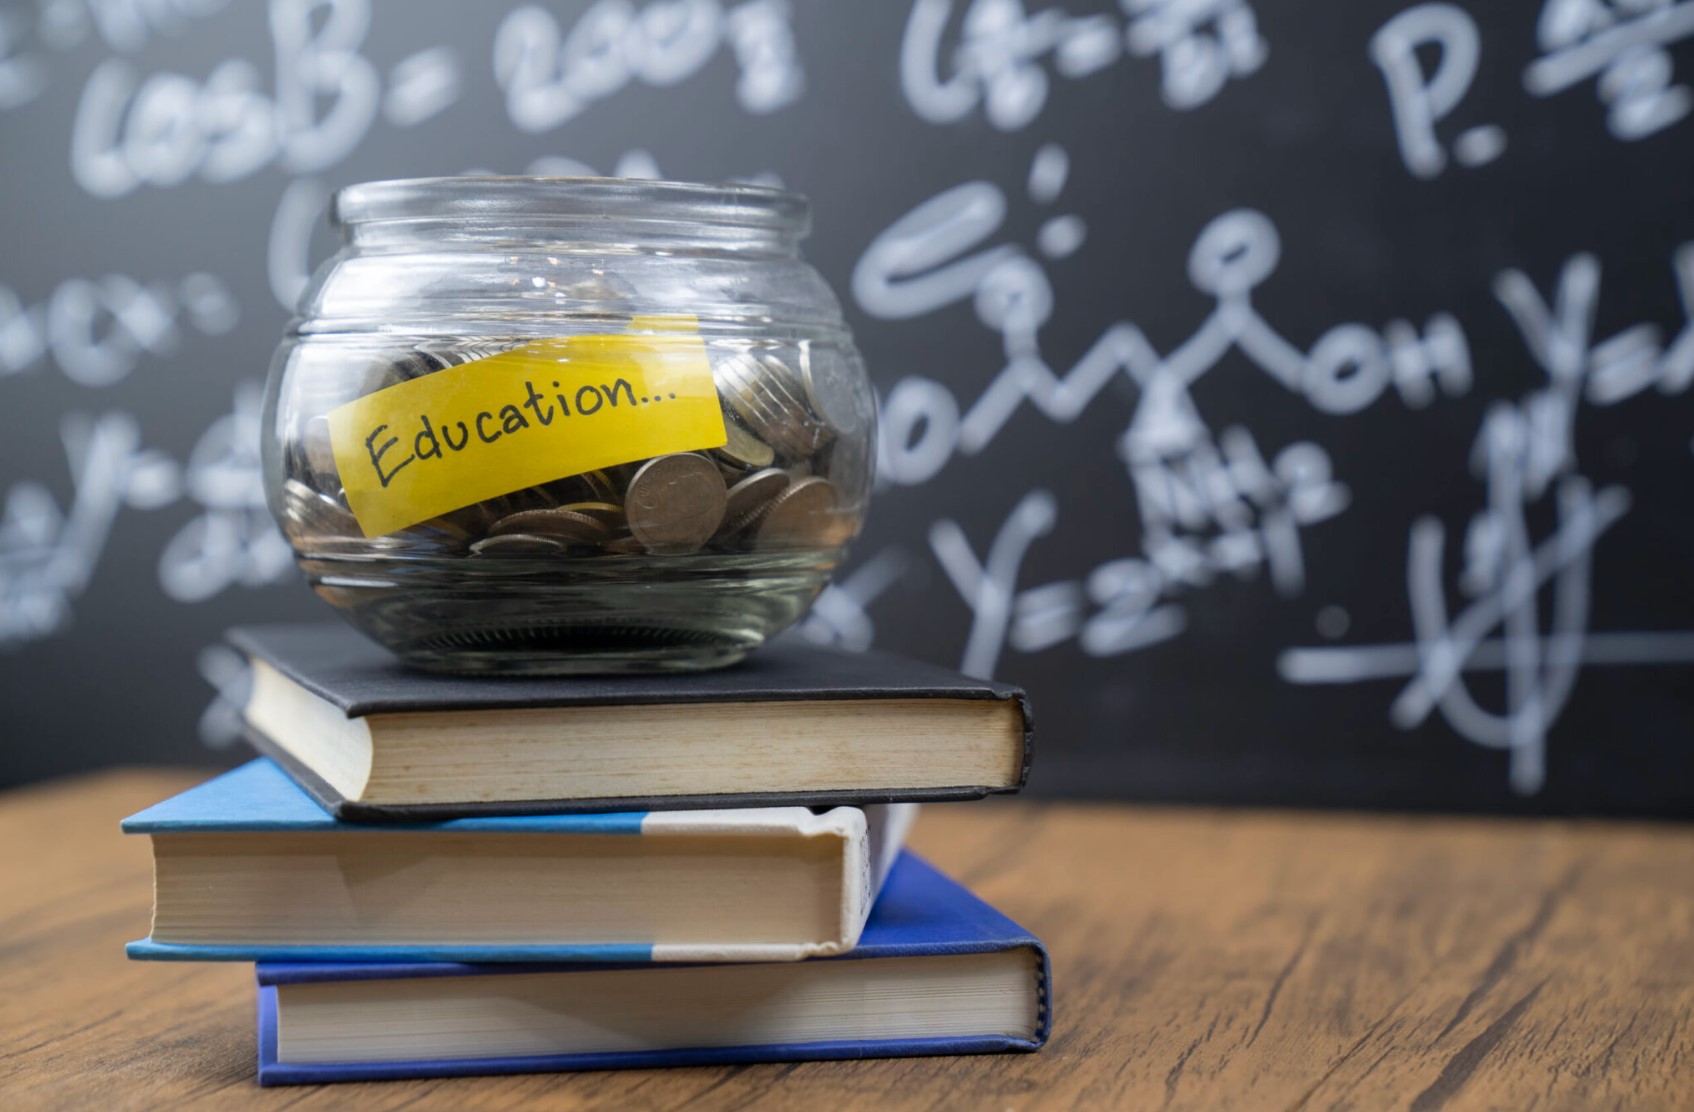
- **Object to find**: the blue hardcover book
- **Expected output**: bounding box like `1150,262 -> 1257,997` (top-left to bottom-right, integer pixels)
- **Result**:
255,852 -> 1050,1085
124,759 -> 915,964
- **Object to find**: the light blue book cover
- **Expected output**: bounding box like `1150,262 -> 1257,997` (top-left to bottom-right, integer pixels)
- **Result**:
124,759 -> 915,964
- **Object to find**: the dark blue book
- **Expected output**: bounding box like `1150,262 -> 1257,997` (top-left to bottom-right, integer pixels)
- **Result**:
232,623 -> 1033,821
255,853 -> 1050,1085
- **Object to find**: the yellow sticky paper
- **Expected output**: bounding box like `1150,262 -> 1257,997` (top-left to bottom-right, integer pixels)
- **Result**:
327,318 -> 727,537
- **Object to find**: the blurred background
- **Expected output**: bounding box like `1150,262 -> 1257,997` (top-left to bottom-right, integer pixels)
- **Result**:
2,0 -> 1691,814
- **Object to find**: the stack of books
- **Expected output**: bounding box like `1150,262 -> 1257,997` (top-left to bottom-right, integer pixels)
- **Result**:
123,624 -> 1050,1086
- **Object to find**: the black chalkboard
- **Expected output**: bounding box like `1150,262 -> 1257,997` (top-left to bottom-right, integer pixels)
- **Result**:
3,0 -> 1692,815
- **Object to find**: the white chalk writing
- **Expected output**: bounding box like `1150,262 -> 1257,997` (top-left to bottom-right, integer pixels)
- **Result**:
1280,243 -> 1694,793
0,272 -> 237,387
70,0 -> 461,198
0,384 -> 293,647
1371,3 -> 1508,178
902,0 -> 1264,129
1524,0 -> 1694,140
493,0 -> 802,133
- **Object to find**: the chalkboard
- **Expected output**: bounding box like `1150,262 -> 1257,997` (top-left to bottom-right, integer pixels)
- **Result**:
3,0 -> 1692,815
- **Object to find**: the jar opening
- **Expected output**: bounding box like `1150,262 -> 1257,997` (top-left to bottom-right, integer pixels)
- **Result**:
332,176 -> 810,244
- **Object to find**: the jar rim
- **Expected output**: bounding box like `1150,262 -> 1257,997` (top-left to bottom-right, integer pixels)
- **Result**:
332,176 -> 810,235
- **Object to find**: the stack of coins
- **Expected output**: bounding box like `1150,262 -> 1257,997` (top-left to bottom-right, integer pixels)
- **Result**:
278,343 -> 864,562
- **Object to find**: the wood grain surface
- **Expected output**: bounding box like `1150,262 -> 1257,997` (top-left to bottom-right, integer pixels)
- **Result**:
3,769 -> 1692,1111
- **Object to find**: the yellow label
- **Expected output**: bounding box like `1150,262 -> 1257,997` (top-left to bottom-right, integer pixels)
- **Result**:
327,317 -> 727,537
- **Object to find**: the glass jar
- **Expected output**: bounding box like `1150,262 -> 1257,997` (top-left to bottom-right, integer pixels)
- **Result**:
261,177 -> 874,674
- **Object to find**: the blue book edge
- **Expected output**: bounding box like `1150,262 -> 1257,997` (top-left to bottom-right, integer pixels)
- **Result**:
255,852 -> 1051,1085
131,939 -> 658,963
120,758 -> 649,834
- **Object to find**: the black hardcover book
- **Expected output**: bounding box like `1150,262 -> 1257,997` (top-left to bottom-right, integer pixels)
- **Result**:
230,624 -> 1033,822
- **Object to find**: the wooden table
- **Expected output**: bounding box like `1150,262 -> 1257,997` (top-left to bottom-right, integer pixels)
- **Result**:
4,770 -> 1692,1111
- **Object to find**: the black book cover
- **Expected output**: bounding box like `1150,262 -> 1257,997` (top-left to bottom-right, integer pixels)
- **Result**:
229,624 -> 1034,822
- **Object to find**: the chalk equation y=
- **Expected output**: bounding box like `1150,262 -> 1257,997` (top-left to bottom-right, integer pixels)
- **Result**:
1281,245 -> 1694,794
0,383 -> 292,646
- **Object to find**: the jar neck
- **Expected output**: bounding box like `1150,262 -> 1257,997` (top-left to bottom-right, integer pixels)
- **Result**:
344,216 -> 803,257
333,177 -> 810,258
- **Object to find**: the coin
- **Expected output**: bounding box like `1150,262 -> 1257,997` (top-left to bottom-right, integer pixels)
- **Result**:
558,501 -> 626,528
439,501 -> 497,536
279,477 -> 316,516
470,533 -> 566,556
715,417 -> 775,471
296,343 -> 863,563
625,453 -> 727,550
715,351 -> 825,460
542,469 -> 620,506
488,507 -> 610,546
439,340 -> 520,365
413,514 -> 477,545
799,344 -> 864,435
756,476 -> 842,547
388,350 -> 448,383
719,468 -> 791,535
578,470 -> 620,503
816,507 -> 859,547
280,478 -> 360,539
302,416 -> 339,488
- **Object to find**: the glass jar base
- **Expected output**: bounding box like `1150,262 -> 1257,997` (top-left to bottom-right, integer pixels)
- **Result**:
299,550 -> 834,675
396,642 -> 752,676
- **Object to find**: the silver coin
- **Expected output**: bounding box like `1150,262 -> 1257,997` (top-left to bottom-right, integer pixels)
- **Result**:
799,344 -> 864,435
279,476 -> 317,517
715,351 -> 826,460
558,501 -> 626,529
389,350 -> 449,382
438,340 -> 522,365
280,478 -> 360,539
488,508 -> 610,546
719,468 -> 791,536
469,533 -> 567,557
625,453 -> 727,550
714,417 -> 776,471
